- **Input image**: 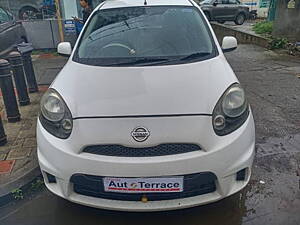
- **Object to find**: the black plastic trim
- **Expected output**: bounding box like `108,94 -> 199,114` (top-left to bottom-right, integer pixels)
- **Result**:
83,143 -> 201,157
73,113 -> 212,120
236,168 -> 246,181
70,172 -> 217,201
45,172 -> 57,183
222,47 -> 237,53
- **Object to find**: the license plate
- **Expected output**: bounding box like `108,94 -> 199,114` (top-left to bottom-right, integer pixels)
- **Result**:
103,177 -> 184,193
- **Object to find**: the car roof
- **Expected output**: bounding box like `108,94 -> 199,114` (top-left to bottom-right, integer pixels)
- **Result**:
97,0 -> 194,10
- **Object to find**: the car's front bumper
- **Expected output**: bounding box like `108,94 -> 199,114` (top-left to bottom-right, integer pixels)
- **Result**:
37,114 -> 255,211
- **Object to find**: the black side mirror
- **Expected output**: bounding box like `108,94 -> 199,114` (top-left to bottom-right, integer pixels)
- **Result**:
213,2 -> 218,6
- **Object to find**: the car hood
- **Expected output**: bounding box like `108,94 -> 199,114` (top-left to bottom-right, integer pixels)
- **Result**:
51,56 -> 238,118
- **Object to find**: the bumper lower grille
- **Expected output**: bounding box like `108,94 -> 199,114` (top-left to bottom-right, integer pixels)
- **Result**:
70,173 -> 216,201
82,144 -> 201,157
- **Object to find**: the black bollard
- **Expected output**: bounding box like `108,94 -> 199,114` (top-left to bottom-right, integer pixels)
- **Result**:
8,51 -> 30,106
17,43 -> 38,93
0,115 -> 7,146
0,59 -> 21,122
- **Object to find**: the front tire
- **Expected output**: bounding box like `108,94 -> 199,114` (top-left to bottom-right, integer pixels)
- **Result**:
234,13 -> 246,25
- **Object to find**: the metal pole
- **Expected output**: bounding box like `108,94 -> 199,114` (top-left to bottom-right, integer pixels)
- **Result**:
21,50 -> 39,93
8,51 -> 30,106
0,115 -> 7,146
55,0 -> 65,42
0,59 -> 21,123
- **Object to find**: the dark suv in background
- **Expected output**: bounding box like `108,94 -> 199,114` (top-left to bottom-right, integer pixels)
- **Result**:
199,0 -> 249,25
0,7 -> 27,58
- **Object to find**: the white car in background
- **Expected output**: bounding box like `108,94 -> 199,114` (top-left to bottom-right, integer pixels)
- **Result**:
37,0 -> 255,211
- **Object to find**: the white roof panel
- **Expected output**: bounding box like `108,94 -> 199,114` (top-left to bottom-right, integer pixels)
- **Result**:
97,0 -> 193,10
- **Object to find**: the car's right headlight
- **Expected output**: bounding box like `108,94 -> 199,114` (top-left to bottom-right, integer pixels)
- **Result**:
212,83 -> 249,136
39,88 -> 73,139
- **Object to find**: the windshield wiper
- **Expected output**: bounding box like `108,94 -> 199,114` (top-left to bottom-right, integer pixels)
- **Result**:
179,52 -> 211,61
103,57 -> 169,66
99,53 -> 212,66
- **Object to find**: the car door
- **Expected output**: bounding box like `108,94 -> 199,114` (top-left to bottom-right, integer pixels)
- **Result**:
0,7 -> 18,57
225,0 -> 241,19
210,0 -> 231,20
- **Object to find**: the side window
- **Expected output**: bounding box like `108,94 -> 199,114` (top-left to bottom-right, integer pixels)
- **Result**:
221,0 -> 229,4
0,8 -> 10,24
228,0 -> 238,4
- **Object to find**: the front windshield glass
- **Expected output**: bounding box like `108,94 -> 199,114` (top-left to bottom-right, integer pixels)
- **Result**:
73,6 -> 217,66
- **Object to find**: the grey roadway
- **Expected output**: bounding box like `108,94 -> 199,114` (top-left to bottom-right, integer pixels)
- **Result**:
0,44 -> 299,225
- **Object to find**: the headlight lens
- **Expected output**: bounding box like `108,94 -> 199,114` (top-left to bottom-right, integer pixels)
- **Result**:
41,90 -> 65,122
39,89 -> 73,139
213,83 -> 249,136
222,85 -> 247,117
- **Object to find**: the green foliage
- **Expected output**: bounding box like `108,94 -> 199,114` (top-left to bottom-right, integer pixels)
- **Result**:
11,188 -> 24,200
10,179 -> 45,201
253,21 -> 273,35
30,178 -> 44,191
31,49 -> 59,56
269,38 -> 289,50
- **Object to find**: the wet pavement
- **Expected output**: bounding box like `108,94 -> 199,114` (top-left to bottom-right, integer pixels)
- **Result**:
0,45 -> 299,225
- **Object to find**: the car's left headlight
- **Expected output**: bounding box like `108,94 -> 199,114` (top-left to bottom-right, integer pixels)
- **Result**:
212,83 -> 249,136
39,88 -> 73,139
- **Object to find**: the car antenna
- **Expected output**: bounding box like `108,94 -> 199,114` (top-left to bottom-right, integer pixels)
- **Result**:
144,0 -> 147,5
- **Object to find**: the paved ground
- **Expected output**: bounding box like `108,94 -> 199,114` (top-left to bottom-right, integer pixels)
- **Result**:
0,44 -> 299,225
32,54 -> 68,85
0,92 -> 42,197
0,55 -> 67,200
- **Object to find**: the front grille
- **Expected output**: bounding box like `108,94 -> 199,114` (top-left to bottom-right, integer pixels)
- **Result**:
82,144 -> 201,157
70,173 -> 217,201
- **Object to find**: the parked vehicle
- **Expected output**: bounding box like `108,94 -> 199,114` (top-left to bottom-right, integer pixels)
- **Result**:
37,0 -> 255,212
18,0 -> 56,20
249,9 -> 257,20
0,0 -> 56,20
200,0 -> 250,25
0,7 -> 27,58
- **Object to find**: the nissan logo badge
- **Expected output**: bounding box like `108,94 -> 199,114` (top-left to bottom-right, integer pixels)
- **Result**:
131,126 -> 150,142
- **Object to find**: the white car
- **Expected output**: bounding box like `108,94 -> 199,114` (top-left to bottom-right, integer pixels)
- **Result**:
37,0 -> 255,212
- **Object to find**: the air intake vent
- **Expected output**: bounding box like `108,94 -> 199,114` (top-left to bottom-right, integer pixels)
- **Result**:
82,143 -> 201,157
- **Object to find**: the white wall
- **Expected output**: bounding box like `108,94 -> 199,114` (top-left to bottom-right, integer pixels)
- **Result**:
61,0 -> 78,19
240,0 -> 270,17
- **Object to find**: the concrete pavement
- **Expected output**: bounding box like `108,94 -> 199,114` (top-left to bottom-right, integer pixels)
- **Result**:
0,54 -> 67,206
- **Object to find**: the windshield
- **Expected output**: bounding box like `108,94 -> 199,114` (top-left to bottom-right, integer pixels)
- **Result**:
73,6 -> 217,66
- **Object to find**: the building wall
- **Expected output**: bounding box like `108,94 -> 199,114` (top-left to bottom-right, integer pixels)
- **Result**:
240,0 -> 270,17
22,20 -> 59,49
272,0 -> 300,42
22,19 -> 77,49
